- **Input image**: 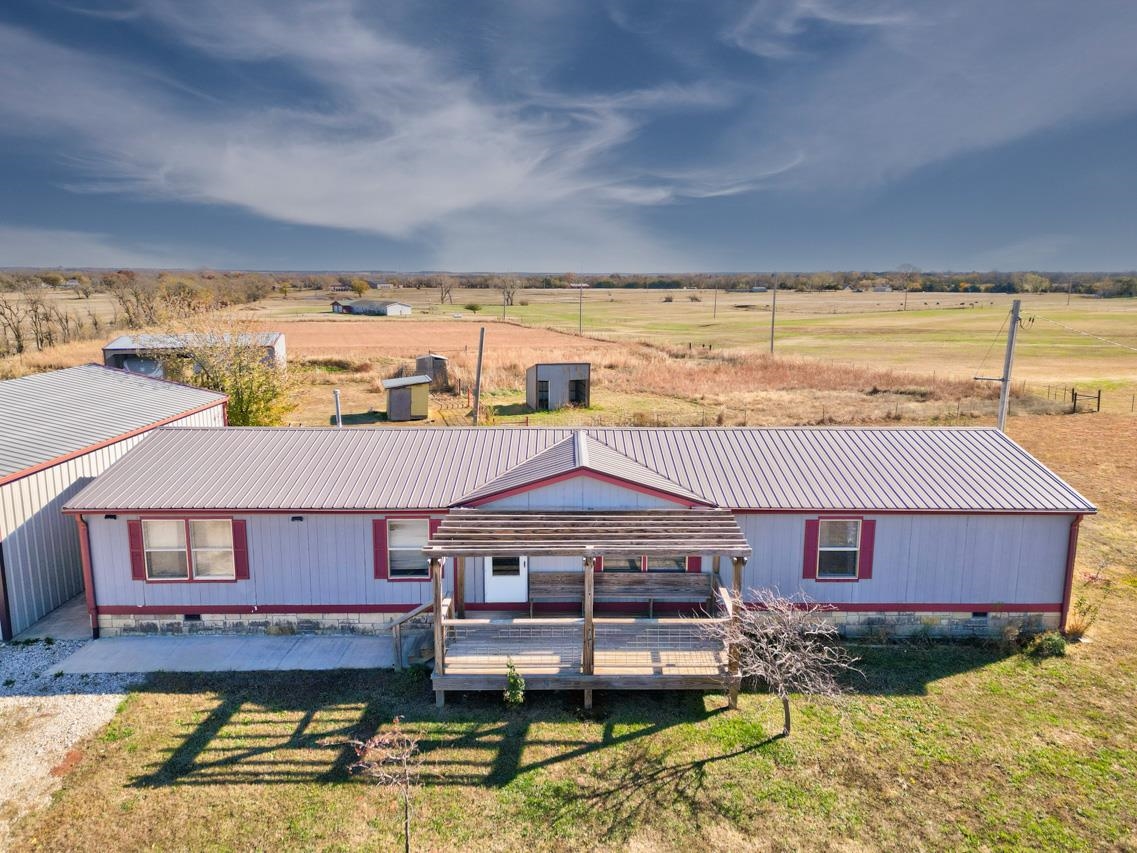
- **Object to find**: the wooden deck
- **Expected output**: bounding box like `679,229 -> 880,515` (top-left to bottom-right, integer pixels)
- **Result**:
432,615 -> 730,695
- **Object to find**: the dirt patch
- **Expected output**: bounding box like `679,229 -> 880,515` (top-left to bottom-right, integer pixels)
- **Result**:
280,318 -> 618,361
50,748 -> 84,778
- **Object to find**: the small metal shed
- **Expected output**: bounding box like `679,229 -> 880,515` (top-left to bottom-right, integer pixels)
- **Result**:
415,353 -> 450,390
382,375 -> 431,421
526,363 -> 591,411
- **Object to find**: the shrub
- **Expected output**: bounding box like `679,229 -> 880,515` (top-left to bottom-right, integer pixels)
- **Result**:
1024,631 -> 1067,659
688,294 -> 702,302
464,303 -> 482,313
661,295 -> 674,303
504,659 -> 525,708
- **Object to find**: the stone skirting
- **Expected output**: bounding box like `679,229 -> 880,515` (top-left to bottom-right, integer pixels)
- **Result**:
828,609 -> 1060,640
96,611 -> 401,637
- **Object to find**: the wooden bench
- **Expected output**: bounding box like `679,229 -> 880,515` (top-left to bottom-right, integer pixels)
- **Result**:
528,572 -> 585,617
527,571 -> 713,618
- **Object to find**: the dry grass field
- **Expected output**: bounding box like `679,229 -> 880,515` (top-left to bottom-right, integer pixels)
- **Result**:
9,413 -> 1135,852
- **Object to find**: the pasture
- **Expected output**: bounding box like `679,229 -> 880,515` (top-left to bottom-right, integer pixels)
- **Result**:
9,413 -> 1136,852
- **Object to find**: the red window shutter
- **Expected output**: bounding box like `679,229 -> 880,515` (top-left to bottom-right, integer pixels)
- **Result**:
858,519 -> 876,580
428,518 -> 443,577
232,520 -> 250,580
594,556 -> 603,573
373,519 -> 389,579
802,519 -> 820,580
687,555 -> 702,573
128,520 -> 146,581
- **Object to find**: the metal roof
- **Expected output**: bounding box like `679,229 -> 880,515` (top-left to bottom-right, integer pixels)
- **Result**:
0,365 -> 227,483
426,510 -> 751,558
64,426 -> 1095,514
102,332 -> 281,352
459,433 -> 709,505
381,375 -> 432,389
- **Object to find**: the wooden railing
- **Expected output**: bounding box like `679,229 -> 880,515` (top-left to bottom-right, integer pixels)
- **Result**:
388,600 -> 434,671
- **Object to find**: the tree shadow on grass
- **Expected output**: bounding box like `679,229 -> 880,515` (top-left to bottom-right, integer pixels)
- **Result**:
126,643 -> 1006,791
127,670 -> 723,791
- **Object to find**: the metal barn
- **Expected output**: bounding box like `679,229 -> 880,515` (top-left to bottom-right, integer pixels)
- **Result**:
415,353 -> 450,390
333,299 -> 412,316
0,365 -> 227,639
102,333 -> 286,378
382,375 -> 431,421
526,362 -> 591,411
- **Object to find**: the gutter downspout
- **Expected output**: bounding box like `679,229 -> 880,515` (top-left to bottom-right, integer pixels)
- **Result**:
1059,515 -> 1083,634
75,516 -> 99,639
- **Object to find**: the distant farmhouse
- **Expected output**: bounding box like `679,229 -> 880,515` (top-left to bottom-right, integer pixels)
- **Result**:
102,333 -> 286,379
332,299 -> 412,316
0,365 -> 227,640
526,362 -> 591,411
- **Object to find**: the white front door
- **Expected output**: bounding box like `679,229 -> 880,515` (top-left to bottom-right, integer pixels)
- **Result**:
484,555 -> 529,602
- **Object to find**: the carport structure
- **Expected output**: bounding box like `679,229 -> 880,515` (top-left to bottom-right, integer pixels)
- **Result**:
423,509 -> 751,709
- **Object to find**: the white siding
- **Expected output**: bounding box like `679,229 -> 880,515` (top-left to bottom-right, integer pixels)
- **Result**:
86,513 -> 452,612
483,477 -> 680,510
0,404 -> 224,637
735,512 -> 1072,606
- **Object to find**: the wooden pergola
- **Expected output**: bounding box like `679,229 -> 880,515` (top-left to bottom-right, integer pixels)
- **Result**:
422,510 -> 752,708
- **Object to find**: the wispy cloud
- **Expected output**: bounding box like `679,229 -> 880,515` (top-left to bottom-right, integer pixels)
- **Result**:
0,1 -> 1134,270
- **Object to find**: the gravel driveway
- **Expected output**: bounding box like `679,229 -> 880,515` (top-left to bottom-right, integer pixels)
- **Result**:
0,639 -> 141,847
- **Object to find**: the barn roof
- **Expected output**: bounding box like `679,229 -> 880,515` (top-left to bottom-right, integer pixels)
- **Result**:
102,332 -> 282,352
65,426 -> 1095,514
0,365 -> 227,484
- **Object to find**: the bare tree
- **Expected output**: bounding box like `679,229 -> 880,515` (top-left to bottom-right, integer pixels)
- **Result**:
434,274 -> 457,304
702,589 -> 859,736
346,717 -> 422,853
0,297 -> 28,354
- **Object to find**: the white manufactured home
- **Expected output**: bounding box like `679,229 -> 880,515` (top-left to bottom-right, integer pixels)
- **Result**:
64,425 -> 1093,705
0,366 -> 227,639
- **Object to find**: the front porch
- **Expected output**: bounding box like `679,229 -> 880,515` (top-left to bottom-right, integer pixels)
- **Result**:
423,509 -> 751,708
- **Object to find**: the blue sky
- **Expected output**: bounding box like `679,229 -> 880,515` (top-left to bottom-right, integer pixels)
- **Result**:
1,1 -> 1135,272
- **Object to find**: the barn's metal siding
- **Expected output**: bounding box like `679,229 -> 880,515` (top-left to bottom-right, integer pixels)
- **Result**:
86,513 -> 451,611
0,405 -> 224,637
734,512 -> 1072,605
526,363 -> 590,411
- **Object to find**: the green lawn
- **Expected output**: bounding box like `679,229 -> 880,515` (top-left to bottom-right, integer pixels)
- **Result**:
13,624 -> 1137,852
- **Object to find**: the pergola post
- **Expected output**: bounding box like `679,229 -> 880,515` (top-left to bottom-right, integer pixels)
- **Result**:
712,554 -> 722,588
432,556 -> 446,707
728,556 -> 746,708
582,555 -> 595,710
455,556 -> 466,618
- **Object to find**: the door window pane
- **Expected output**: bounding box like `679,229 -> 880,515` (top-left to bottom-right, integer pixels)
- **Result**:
492,556 -> 521,577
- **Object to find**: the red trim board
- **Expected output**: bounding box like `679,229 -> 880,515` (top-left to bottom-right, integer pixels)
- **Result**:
1059,515 -> 1083,632
95,603 -> 421,616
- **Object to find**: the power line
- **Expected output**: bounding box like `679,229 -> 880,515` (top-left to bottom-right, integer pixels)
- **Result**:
973,311 -> 1010,378
1031,314 -> 1137,354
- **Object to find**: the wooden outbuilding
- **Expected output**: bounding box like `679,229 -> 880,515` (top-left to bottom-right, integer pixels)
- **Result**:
526,362 -> 591,411
382,375 -> 431,421
415,353 -> 450,390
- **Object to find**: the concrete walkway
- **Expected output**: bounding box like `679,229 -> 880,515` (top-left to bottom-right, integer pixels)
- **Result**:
14,595 -> 90,641
52,634 -> 397,675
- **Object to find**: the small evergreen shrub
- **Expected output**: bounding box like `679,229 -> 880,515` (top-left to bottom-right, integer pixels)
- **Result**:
1025,631 -> 1067,659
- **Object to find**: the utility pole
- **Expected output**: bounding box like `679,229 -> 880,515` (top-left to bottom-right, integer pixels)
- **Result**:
472,326 -> 485,426
996,299 -> 1021,431
769,282 -> 778,354
578,285 -> 583,335
713,283 -> 718,319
